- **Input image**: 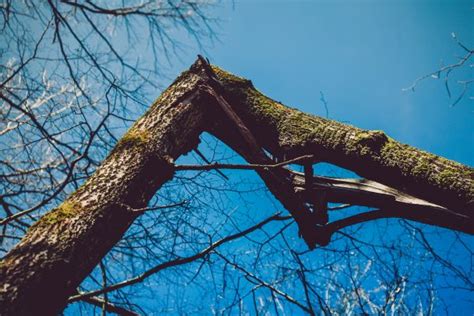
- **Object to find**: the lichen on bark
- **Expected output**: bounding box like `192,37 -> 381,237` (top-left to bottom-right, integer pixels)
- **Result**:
31,200 -> 82,229
1,57 -> 472,316
209,64 -> 473,214
0,60 -> 208,316
116,129 -> 150,150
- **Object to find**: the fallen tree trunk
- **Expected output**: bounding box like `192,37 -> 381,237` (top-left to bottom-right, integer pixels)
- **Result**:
1,57 -> 472,315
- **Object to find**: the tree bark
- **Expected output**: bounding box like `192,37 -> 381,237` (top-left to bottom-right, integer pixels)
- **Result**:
1,57 -> 472,315
208,65 -> 473,216
0,63 -> 208,315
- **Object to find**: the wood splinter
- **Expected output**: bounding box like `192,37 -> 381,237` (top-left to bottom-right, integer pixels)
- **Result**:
303,161 -> 329,225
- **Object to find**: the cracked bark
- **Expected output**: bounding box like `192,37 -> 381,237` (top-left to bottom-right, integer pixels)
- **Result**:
1,57 -> 472,315
0,63 -> 209,315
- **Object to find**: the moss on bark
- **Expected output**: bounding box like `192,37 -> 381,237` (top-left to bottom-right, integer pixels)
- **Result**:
210,64 -> 473,214
31,200 -> 82,229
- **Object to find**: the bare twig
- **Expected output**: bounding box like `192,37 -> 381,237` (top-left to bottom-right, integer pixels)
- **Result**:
175,154 -> 314,171
68,212 -> 290,302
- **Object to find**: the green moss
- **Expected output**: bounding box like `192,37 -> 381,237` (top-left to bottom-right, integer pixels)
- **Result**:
355,130 -> 388,148
211,65 -> 250,86
216,70 -> 353,150
436,168 -> 472,191
211,63 -> 472,184
412,159 -> 431,177
412,161 -> 427,175
210,62 -> 474,207
31,200 -> 82,229
437,169 -> 456,183
121,129 -> 149,145
112,129 -> 150,154
339,130 -> 389,158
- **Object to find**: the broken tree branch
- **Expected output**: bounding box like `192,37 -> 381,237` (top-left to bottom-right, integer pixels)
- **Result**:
68,212 -> 290,302
175,154 -> 314,171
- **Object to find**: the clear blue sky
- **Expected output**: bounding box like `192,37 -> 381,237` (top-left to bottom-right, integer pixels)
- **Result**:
167,1 -> 473,313
67,1 -> 473,314
170,0 -> 473,165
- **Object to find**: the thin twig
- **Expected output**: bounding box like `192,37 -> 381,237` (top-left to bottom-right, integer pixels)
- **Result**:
68,212 -> 290,302
175,154 -> 314,171
119,200 -> 188,213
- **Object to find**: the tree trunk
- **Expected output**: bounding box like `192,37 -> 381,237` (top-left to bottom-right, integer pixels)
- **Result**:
209,65 -> 473,215
0,64 -> 208,315
1,58 -> 472,315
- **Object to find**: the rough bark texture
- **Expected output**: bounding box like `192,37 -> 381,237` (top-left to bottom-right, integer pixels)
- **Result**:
1,58 -> 472,315
209,66 -> 473,216
0,63 -> 208,315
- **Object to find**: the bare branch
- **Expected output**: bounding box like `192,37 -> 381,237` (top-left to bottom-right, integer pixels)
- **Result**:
68,212 -> 290,302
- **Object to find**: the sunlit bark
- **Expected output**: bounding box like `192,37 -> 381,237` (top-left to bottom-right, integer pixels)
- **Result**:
1,58 -> 472,315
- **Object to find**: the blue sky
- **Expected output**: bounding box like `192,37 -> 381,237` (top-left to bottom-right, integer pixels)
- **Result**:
3,0 -> 473,314
168,0 -> 473,165
164,1 -> 473,313
64,1 -> 473,314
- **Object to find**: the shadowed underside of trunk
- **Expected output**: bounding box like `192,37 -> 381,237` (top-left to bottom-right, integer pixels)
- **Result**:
1,57 -> 472,315
209,65 -> 473,215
